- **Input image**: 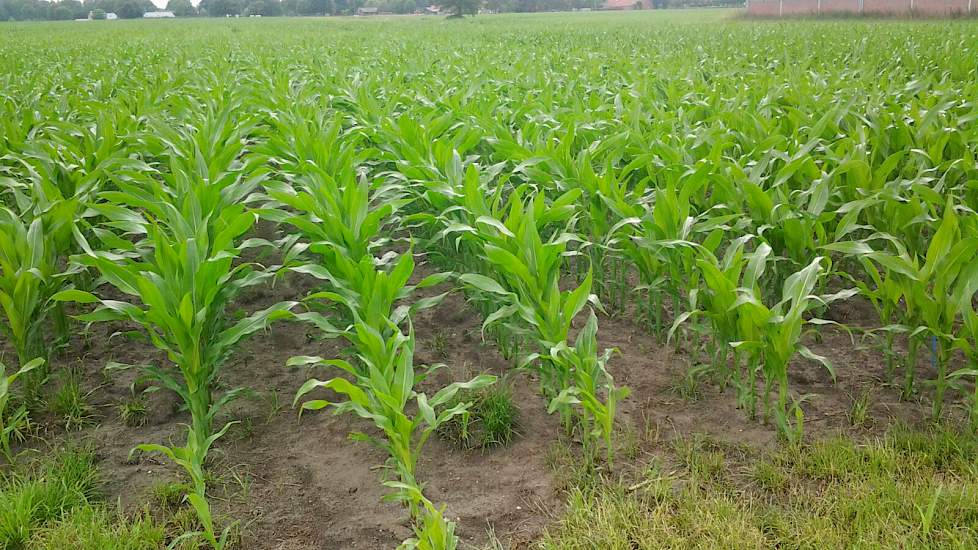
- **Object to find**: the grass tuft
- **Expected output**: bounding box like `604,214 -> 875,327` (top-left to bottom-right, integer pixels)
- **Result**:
438,383 -> 520,451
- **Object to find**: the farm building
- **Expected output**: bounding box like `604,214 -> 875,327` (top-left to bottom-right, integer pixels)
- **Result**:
747,0 -> 974,15
143,10 -> 176,17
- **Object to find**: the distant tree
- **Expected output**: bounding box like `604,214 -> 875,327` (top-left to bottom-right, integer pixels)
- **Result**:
438,0 -> 476,16
51,3 -> 72,16
298,0 -> 330,13
166,0 -> 195,14
59,0 -> 88,18
115,0 -> 145,16
245,0 -> 282,14
90,6 -> 106,16
200,0 -> 241,14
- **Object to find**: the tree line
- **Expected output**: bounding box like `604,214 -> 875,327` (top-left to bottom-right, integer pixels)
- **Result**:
1,0 -> 741,21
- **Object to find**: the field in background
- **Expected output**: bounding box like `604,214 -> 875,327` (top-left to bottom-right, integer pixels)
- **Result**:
2,10 -> 978,549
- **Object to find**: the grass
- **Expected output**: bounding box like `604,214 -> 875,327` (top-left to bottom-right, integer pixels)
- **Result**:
47,369 -> 95,431
117,397 -> 148,428
150,481 -> 190,513
29,506 -> 165,550
540,425 -> 978,549
0,447 -> 100,548
437,384 -> 520,451
0,447 -> 172,550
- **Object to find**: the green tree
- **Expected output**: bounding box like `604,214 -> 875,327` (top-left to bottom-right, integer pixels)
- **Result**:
116,0 -> 145,17
200,0 -> 241,14
298,0 -> 331,14
51,4 -> 72,17
439,0 -> 477,16
166,0 -> 195,14
245,0 -> 282,14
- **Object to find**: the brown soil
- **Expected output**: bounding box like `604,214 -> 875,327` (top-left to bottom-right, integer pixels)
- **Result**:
6,258 -> 954,550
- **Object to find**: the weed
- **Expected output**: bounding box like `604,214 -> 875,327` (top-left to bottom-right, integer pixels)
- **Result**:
438,384 -> 519,451
48,369 -> 95,431
117,397 -> 148,428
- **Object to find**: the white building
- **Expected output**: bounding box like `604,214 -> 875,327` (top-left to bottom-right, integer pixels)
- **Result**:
143,10 -> 176,17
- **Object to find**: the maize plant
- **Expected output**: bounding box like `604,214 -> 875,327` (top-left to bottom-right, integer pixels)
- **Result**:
544,311 -> 630,465
728,257 -> 853,443
604,176 -> 736,339
826,200 -> 978,420
0,207 -> 75,400
53,112 -> 294,549
671,237 -> 773,416
269,162 -> 492,544
292,324 -> 493,513
454,193 -> 628,457
387,481 -> 459,550
428,171 -> 580,361
0,357 -> 43,462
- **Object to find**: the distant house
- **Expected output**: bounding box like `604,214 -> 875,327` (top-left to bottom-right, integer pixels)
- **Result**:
143,10 -> 176,17
106,12 -> 117,17
356,6 -> 379,14
423,4 -> 440,12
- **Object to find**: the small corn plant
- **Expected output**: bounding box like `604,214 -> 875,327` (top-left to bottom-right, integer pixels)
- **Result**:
729,257 -> 853,443
387,481 -> 459,550
0,358 -> 44,462
826,200 -> 978,420
671,237 -> 772,416
293,325 -> 494,509
545,312 -> 630,465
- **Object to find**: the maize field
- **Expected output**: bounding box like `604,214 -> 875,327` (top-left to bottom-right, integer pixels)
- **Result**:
1,10 -> 978,549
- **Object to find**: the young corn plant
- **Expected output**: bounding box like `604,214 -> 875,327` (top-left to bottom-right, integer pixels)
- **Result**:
0,207 -> 75,401
288,251 -> 491,540
432,174 -> 581,361
456,195 -> 591,401
729,257 -> 853,443
826,200 -> 978,419
0,357 -> 44,462
671,237 -> 772,416
956,306 -> 978,431
604,177 -> 735,341
54,118 -> 293,549
271,164 -> 490,542
387,481 -> 459,550
545,312 -> 630,465
292,323 -> 493,516
0,115 -> 132,346
457,195 -> 628,458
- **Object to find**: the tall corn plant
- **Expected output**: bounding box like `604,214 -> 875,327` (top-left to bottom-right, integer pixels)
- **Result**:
54,114 -> 292,549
